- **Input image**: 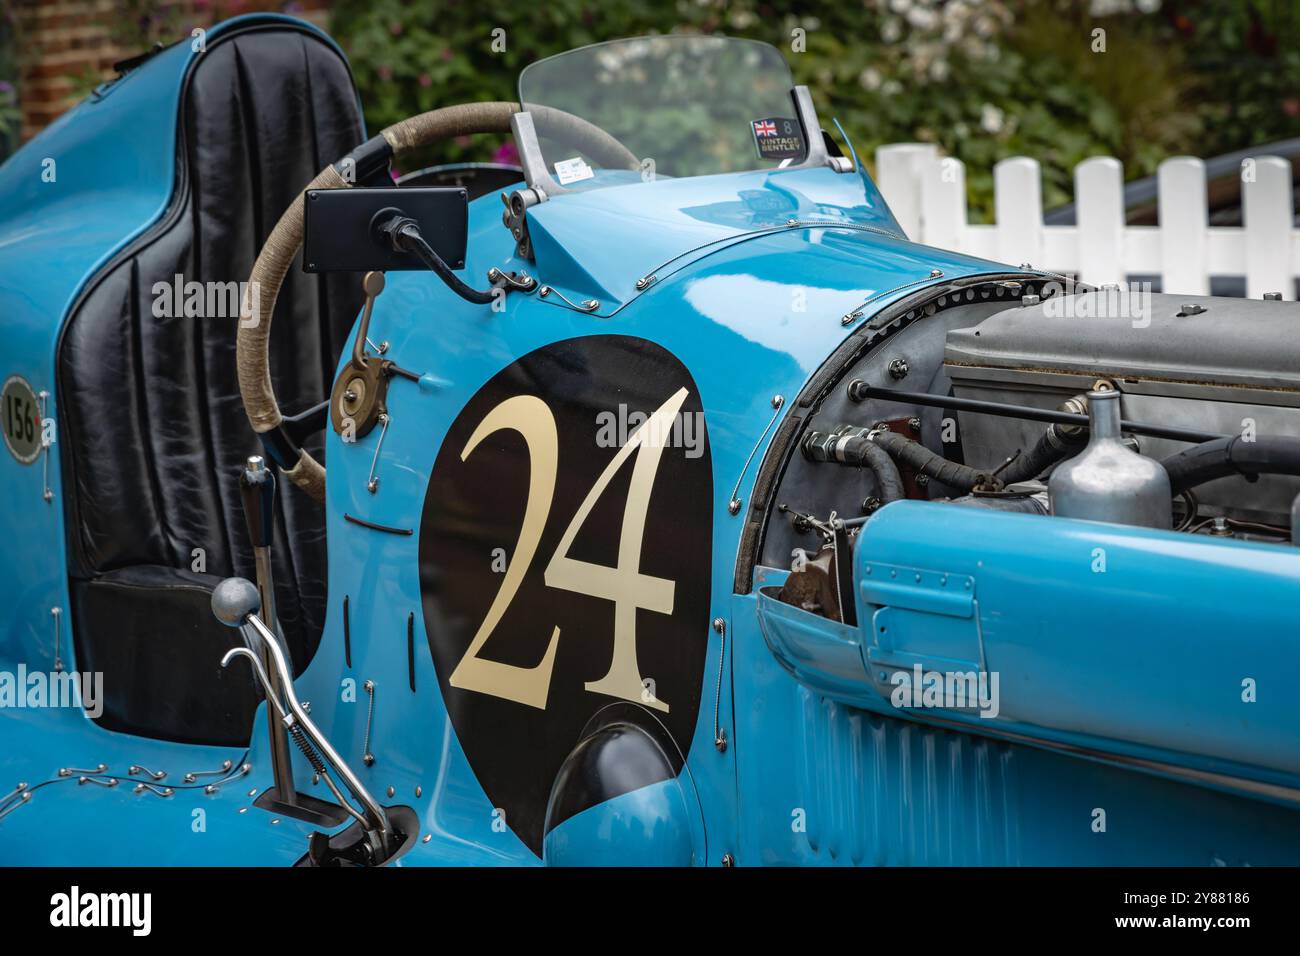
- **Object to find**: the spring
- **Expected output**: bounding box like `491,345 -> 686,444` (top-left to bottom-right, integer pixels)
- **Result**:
288,721 -> 328,776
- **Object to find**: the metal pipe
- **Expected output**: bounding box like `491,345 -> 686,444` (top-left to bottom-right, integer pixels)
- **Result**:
243,612 -> 391,849
847,382 -> 1225,445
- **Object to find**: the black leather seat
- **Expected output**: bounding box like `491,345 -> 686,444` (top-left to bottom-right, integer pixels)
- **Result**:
57,21 -> 365,744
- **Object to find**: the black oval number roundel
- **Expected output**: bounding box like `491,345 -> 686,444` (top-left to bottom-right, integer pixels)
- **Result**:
419,336 -> 713,855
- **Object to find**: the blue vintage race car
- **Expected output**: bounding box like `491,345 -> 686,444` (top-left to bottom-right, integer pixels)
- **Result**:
1,13 -> 1298,867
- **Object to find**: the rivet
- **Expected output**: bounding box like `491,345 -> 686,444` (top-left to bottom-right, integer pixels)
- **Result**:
771,394 -> 784,409
270,818 -> 280,825
422,834 -> 432,844
248,789 -> 258,798
415,786 -> 423,798
712,617 -> 726,634
238,807 -> 248,814
727,497 -> 742,515
387,785 -> 395,798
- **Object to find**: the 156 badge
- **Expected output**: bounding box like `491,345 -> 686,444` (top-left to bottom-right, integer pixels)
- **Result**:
2,375 -> 42,465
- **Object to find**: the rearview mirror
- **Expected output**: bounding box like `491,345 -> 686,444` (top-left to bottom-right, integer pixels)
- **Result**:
302,186 -> 469,273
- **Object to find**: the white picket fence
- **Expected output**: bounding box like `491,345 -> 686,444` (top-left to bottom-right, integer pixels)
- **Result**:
873,143 -> 1300,300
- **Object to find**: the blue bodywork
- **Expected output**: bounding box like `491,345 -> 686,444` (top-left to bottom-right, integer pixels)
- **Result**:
2,15 -> 1298,866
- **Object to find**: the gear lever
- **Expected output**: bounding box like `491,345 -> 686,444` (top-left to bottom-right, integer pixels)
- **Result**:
214,577 -> 392,861
239,455 -> 298,809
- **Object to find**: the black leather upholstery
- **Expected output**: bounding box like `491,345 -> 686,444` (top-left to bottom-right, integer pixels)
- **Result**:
58,21 -> 365,744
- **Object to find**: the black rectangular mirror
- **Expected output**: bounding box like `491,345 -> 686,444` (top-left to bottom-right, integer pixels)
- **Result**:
302,186 -> 469,273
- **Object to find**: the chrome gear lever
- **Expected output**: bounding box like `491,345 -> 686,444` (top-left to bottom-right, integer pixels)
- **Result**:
213,577 -> 392,860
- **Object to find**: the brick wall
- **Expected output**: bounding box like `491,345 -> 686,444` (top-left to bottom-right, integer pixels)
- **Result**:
14,0 -> 330,142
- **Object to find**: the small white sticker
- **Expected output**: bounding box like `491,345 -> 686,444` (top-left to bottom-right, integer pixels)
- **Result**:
554,156 -> 594,185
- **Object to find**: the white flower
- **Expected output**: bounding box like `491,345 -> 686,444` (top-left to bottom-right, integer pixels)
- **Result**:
881,18 -> 903,43
859,67 -> 883,91
929,58 -> 950,82
907,7 -> 938,30
980,103 -> 1005,134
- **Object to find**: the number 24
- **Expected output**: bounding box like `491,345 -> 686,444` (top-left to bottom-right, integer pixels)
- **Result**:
448,388 -> 689,712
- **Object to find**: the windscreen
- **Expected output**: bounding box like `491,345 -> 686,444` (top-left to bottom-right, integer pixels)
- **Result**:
518,35 -> 808,190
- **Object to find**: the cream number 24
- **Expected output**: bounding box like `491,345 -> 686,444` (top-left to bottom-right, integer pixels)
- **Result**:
448,388 -> 689,713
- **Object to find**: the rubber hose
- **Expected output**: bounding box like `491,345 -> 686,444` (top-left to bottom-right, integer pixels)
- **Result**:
1161,435 -> 1300,494
834,436 -> 907,503
999,424 -> 1087,484
870,431 -> 991,492
948,494 -> 1048,515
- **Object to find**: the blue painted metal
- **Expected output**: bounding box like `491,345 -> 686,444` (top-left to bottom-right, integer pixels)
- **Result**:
736,505 -> 1300,864
852,501 -> 1300,790
524,164 -> 903,311
543,778 -> 701,867
3,16 -> 1296,867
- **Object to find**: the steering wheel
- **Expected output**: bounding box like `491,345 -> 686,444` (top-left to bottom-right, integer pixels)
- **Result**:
237,102 -> 639,503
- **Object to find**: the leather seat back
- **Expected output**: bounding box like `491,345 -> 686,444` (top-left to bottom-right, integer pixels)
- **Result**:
58,21 -> 365,743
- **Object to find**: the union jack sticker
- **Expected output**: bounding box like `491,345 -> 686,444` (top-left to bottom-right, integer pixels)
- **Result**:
750,117 -> 806,162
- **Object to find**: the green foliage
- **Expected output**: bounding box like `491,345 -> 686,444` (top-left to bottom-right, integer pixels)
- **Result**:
334,0 -> 1271,218
0,5 -> 20,157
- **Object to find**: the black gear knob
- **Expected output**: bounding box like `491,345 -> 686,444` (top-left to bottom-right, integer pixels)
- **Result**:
240,455 -> 276,549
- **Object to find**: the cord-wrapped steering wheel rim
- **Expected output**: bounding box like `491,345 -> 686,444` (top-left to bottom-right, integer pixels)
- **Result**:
237,101 -> 638,502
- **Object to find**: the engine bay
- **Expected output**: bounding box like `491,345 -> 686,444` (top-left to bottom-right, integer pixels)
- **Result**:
756,278 -> 1300,620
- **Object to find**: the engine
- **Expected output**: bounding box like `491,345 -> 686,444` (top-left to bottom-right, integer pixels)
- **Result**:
755,281 -> 1300,619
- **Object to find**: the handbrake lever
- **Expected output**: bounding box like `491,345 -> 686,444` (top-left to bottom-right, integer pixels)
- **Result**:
213,577 -> 392,860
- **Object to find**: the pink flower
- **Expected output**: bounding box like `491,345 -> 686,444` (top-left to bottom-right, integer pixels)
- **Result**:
378,65 -> 393,82
418,73 -> 432,88
493,141 -> 520,166
390,22 -> 403,36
